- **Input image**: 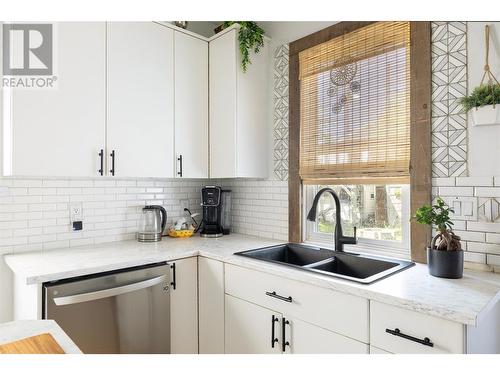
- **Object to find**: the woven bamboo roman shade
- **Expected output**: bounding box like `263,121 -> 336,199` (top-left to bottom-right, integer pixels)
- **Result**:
299,21 -> 411,183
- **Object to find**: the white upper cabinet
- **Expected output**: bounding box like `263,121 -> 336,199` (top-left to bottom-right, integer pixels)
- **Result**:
209,26 -> 270,178
174,31 -> 208,178
3,22 -> 106,177
107,22 -> 175,178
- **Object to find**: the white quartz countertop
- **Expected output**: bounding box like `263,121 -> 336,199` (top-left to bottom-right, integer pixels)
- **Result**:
0,320 -> 81,354
5,234 -> 500,327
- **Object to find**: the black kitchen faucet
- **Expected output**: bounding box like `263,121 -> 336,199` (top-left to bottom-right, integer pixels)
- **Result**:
307,187 -> 357,252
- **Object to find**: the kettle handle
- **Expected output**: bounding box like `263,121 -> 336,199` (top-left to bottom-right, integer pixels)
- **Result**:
146,205 -> 167,235
158,206 -> 167,234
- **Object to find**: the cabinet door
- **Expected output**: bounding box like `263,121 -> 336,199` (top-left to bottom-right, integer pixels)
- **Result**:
107,22 -> 174,178
284,317 -> 369,354
174,32 -> 208,178
225,294 -> 281,354
209,29 -> 237,178
236,36 -> 269,178
5,22 -> 106,177
198,257 -> 224,354
170,257 -> 198,354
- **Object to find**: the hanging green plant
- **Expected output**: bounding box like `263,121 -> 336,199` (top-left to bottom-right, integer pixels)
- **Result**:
222,21 -> 265,73
459,83 -> 500,112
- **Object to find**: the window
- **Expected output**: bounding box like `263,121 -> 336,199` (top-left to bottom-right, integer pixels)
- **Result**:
304,184 -> 410,258
289,22 -> 431,262
297,22 -> 413,257
299,21 -> 411,181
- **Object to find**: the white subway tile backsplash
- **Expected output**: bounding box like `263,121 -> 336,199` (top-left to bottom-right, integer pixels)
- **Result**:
467,242 -> 500,255
0,178 -> 210,254
454,230 -> 485,242
485,233 -> 500,244
487,254 -> 500,266
474,187 -> 500,197
467,221 -> 500,233
456,177 -> 493,187
464,251 -> 487,264
432,177 -> 456,186
438,186 -> 474,196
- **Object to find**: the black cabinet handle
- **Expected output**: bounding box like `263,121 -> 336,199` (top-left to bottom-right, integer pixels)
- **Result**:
271,315 -> 279,348
281,318 -> 290,352
266,291 -> 292,303
385,328 -> 434,347
98,149 -> 104,176
177,155 -> 183,177
170,263 -> 176,290
110,150 -> 115,176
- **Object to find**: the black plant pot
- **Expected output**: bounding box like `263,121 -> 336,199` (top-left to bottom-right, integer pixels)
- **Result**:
427,247 -> 463,279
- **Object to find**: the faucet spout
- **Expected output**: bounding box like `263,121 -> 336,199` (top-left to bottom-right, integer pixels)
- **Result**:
307,187 -> 357,252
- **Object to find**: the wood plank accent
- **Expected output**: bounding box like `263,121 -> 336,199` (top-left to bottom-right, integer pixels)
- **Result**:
0,333 -> 65,354
409,22 -> 432,263
289,21 -> 432,261
289,50 -> 301,242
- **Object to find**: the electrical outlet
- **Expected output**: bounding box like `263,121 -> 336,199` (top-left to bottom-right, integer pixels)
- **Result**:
70,203 -> 83,222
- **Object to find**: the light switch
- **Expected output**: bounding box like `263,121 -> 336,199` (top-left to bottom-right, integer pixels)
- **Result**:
446,197 -> 477,221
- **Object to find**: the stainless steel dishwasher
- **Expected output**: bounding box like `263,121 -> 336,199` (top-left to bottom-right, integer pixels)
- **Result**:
43,262 -> 170,354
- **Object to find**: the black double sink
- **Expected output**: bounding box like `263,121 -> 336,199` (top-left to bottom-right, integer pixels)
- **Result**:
234,243 -> 414,284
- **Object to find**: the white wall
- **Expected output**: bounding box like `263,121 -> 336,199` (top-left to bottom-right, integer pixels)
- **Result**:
258,21 -> 337,44
467,22 -> 500,176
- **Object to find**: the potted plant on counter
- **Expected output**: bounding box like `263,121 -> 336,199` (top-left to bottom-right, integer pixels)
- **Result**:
460,83 -> 500,126
413,197 -> 463,279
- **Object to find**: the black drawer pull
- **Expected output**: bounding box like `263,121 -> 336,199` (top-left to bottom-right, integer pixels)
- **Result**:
98,149 -> 104,176
170,263 -> 176,290
271,315 -> 279,348
282,318 -> 290,352
385,328 -> 434,347
265,291 -> 293,303
110,150 -> 115,176
177,155 -> 183,177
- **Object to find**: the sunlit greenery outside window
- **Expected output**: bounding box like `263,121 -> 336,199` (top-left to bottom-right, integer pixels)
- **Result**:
304,184 -> 410,258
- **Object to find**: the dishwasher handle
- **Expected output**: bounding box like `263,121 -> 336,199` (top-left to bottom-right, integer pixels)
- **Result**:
53,274 -> 169,306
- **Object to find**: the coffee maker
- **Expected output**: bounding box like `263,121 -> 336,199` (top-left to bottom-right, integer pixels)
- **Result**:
199,186 -> 231,238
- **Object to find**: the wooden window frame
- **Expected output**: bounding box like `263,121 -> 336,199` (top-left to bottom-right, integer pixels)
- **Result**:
289,21 -> 431,263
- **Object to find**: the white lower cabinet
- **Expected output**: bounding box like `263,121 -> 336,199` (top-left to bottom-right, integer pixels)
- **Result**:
170,257 -> 198,354
198,257 -> 225,354
225,294 -> 282,354
369,345 -> 392,354
285,317 -> 369,354
370,300 -> 465,354
224,264 -> 369,354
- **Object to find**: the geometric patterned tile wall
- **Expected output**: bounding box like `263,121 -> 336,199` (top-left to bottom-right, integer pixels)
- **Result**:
273,44 -> 289,181
431,21 -> 468,177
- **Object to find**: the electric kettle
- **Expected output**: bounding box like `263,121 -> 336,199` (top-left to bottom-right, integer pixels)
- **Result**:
137,205 -> 167,242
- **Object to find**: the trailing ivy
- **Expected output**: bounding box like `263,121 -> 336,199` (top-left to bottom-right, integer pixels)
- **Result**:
459,83 -> 500,112
223,21 -> 265,72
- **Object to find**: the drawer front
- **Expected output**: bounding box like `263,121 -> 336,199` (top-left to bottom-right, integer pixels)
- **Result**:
369,345 -> 392,354
224,264 -> 369,342
370,301 -> 464,354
